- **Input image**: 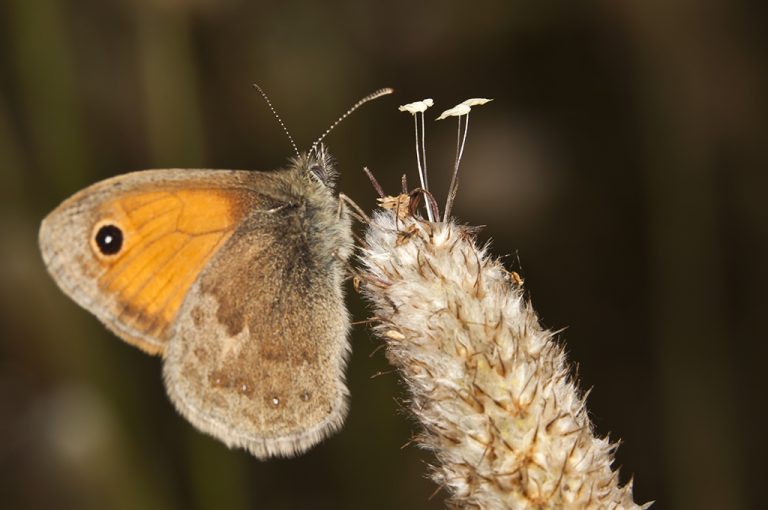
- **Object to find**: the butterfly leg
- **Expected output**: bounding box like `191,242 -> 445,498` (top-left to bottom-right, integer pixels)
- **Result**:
338,193 -> 371,224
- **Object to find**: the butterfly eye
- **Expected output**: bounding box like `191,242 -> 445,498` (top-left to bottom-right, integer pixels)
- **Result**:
310,164 -> 326,182
94,224 -> 123,256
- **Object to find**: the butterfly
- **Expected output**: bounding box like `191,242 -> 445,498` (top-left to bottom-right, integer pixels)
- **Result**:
38,87 -> 393,458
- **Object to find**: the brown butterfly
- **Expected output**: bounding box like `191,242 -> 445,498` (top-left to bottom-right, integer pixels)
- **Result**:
38,87 -> 393,458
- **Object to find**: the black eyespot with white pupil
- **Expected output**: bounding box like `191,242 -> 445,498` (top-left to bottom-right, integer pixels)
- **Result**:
95,224 -> 123,255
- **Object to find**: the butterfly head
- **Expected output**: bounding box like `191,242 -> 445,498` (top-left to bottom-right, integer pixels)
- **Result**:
294,144 -> 338,189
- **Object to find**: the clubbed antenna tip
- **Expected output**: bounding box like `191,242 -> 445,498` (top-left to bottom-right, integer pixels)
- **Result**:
253,83 -> 300,158
310,88 -> 394,155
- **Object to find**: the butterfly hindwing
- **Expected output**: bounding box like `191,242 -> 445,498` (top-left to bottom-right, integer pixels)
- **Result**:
163,198 -> 352,457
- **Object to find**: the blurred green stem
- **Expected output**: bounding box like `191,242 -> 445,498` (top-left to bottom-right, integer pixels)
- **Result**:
7,0 -> 90,195
136,7 -> 206,167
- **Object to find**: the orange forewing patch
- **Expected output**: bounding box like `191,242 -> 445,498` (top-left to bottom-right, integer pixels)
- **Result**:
94,189 -> 248,352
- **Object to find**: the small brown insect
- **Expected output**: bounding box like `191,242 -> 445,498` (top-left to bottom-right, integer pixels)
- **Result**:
39,88 -> 393,458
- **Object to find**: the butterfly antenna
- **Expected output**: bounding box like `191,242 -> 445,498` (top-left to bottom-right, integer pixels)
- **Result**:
310,87 -> 394,155
253,83 -> 300,158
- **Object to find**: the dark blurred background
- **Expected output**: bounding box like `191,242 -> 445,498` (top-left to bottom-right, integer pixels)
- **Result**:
1,1 -> 766,509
